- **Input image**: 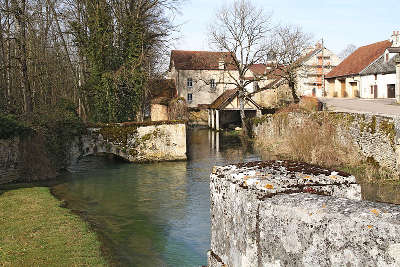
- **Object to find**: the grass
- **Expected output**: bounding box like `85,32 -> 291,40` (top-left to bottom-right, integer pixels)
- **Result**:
0,187 -> 107,266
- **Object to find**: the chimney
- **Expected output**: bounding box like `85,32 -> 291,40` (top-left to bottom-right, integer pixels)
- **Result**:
218,59 -> 225,70
391,31 -> 400,47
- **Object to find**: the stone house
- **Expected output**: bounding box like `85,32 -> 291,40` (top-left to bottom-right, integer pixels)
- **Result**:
167,50 -> 239,108
296,43 -> 341,97
358,52 -> 399,99
325,32 -> 400,98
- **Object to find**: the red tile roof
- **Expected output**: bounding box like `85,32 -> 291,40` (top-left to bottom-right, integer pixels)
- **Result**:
170,50 -> 236,71
248,64 -> 267,75
326,40 -> 392,78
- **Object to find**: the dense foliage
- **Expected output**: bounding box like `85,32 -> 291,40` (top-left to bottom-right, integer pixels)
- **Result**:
0,114 -> 32,139
0,0 -> 182,123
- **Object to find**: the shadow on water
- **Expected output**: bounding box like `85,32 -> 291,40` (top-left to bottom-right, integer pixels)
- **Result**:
48,129 -> 260,267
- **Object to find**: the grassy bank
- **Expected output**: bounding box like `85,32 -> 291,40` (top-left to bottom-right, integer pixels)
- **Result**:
0,187 -> 107,266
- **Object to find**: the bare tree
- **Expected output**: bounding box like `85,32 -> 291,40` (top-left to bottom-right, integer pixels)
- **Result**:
338,44 -> 357,60
266,25 -> 313,102
208,0 -> 272,134
209,0 -> 312,133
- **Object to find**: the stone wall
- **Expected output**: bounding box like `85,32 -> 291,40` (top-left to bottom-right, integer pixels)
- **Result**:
253,111 -> 400,173
69,122 -> 187,163
150,104 -> 169,121
0,137 -> 21,184
209,161 -> 400,266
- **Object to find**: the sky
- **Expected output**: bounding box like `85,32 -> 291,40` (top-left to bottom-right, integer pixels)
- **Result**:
172,0 -> 400,55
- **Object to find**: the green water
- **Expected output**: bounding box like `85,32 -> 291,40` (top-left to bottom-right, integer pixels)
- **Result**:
51,129 -> 260,266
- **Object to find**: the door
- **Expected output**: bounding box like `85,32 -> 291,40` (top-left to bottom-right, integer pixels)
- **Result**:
388,84 -> 395,98
374,85 -> 378,99
340,80 -> 346,97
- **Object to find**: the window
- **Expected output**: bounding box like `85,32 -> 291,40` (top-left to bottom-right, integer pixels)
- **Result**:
187,78 -> 193,88
210,79 -> 216,89
253,81 -> 259,91
374,74 -> 377,80
187,93 -> 193,103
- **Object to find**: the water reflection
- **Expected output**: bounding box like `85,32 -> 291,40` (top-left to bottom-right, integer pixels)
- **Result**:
52,129 -> 260,266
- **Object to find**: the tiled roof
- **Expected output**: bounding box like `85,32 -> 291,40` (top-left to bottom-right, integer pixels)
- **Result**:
209,89 -> 239,109
209,88 -> 262,110
360,54 -> 400,75
170,50 -> 236,71
326,40 -> 392,78
248,64 -> 267,75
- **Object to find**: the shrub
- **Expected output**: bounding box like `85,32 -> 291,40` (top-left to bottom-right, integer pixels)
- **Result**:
0,114 -> 32,139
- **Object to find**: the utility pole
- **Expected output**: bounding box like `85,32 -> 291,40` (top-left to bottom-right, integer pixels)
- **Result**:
321,38 -> 325,96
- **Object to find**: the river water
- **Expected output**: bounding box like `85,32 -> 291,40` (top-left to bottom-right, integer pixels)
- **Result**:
51,129 -> 260,266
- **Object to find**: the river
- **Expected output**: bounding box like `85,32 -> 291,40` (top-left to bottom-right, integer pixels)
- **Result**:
51,129 -> 261,266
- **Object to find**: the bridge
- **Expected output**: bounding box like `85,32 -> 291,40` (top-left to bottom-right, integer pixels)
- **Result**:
69,121 -> 187,163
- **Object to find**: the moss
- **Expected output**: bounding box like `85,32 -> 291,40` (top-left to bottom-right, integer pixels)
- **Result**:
99,126 -> 138,145
379,119 -> 396,146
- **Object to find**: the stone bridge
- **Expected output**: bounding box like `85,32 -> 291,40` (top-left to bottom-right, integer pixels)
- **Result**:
69,121 -> 187,163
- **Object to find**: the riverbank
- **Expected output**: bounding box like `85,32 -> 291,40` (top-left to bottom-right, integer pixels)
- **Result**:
252,107 -> 400,185
0,187 -> 107,266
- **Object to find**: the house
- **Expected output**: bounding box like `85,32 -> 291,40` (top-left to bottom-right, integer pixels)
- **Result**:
359,52 -> 399,99
325,32 -> 400,98
208,88 -> 262,130
149,79 -> 176,121
168,50 -> 238,108
296,43 -> 342,97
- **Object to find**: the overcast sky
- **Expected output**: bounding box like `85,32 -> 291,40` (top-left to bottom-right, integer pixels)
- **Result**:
172,0 -> 400,55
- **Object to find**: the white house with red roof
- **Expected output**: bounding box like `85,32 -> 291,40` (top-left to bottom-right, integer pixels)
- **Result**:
326,32 -> 400,99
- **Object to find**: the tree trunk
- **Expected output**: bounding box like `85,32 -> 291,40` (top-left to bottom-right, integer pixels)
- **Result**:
12,0 -> 33,115
238,89 -> 247,136
289,80 -> 300,103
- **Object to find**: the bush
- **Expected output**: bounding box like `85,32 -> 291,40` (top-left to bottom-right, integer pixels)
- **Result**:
0,114 -> 32,139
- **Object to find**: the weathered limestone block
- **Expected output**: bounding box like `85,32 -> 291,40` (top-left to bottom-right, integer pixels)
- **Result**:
209,160 -> 400,267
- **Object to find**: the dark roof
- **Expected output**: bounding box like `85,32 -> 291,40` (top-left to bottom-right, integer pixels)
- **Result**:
149,79 -> 176,99
210,89 -> 239,109
170,50 -> 236,71
209,88 -> 262,110
326,40 -> 392,78
360,54 -> 400,75
150,97 -> 170,105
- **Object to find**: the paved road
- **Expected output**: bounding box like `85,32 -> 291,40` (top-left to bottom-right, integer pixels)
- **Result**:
318,98 -> 400,118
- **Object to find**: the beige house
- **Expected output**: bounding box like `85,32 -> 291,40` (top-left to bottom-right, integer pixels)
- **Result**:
296,43 -> 341,97
325,33 -> 400,98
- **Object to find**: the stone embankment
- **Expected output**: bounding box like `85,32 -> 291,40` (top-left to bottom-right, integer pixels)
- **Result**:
209,160 -> 400,266
253,111 -> 400,173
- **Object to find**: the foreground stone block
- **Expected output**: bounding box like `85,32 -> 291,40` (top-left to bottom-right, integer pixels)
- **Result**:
209,160 -> 400,267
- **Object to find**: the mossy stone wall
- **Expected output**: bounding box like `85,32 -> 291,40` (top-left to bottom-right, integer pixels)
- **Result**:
253,111 -> 400,173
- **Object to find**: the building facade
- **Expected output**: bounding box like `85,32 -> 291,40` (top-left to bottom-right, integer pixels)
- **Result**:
325,32 -> 400,98
168,50 -> 239,108
296,43 -> 342,97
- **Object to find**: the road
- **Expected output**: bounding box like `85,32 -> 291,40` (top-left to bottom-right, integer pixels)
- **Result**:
318,98 -> 400,118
